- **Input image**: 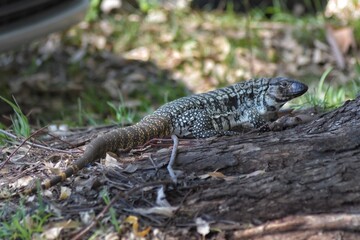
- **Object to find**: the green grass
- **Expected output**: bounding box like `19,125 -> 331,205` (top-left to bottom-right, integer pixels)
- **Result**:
111,17 -> 142,53
107,96 -> 136,125
352,19 -> 360,46
85,0 -> 102,22
0,197 -> 52,239
297,67 -> 360,110
0,123 -> 11,145
101,190 -> 121,234
138,0 -> 161,13
76,88 -> 113,126
0,96 -> 30,138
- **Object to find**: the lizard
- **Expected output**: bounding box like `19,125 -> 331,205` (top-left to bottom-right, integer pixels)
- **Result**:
22,76 -> 307,195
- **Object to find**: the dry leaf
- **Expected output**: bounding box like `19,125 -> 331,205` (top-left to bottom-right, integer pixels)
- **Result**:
44,189 -> 54,198
312,48 -> 323,64
146,10 -> 167,23
208,171 -> 226,179
104,232 -> 120,240
104,152 -> 120,168
195,217 -> 210,237
101,0 -> 122,13
213,36 -> 231,61
325,0 -> 360,21
156,186 -> 171,207
332,26 -> 356,53
133,206 -> 178,217
90,34 -> 107,50
0,186 -> 12,199
79,210 -> 95,225
48,124 -> 70,136
124,47 -> 150,61
0,165 -> 11,180
326,25 -> 346,69
59,186 -> 71,200
9,176 -> 34,189
199,171 -> 226,180
125,216 -> 151,237
41,220 -> 80,240
99,20 -> 114,36
41,226 -> 63,240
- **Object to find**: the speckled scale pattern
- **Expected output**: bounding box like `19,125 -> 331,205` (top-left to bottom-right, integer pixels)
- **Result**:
25,77 -> 308,194
28,115 -> 173,194
153,77 -> 272,138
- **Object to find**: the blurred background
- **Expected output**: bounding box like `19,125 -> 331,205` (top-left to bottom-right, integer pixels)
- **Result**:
0,0 -> 359,130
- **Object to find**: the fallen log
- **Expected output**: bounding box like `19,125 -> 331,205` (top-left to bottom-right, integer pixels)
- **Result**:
145,96 -> 360,238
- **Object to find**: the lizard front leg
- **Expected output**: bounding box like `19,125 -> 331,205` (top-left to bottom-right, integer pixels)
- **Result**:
241,108 -> 270,131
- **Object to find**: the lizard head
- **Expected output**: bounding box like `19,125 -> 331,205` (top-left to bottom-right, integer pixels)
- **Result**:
265,77 -> 308,110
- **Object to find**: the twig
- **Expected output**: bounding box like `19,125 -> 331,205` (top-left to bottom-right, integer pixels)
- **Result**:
0,126 -> 48,169
0,129 -> 17,139
71,180 -> 172,240
46,131 -> 89,150
0,129 -> 83,170
234,213 -> 360,239
13,161 -> 43,181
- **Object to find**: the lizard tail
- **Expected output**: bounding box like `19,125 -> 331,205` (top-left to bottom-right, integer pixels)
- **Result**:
24,114 -> 172,195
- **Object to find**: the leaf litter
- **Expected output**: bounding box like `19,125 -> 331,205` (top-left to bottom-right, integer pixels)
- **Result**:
1,3 -> 360,239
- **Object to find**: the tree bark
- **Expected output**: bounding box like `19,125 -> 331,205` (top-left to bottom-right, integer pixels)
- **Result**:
144,96 -> 360,238
28,96 -> 359,239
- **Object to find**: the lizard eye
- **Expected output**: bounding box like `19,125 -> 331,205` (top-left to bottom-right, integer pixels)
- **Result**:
280,81 -> 289,88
